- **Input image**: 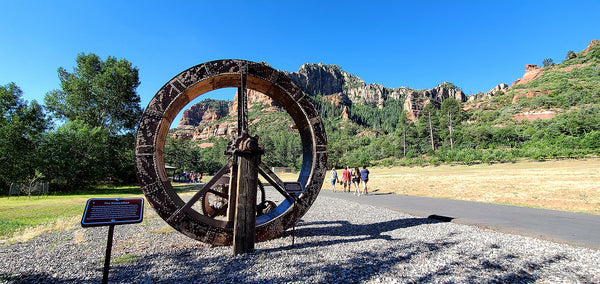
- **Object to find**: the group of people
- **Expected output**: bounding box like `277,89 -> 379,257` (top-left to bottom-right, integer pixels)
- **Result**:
175,172 -> 203,183
330,166 -> 369,196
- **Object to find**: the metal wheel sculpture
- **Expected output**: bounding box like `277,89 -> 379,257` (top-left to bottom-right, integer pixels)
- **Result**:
135,59 -> 327,247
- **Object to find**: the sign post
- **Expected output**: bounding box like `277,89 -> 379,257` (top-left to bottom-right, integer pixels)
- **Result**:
283,182 -> 304,247
81,198 -> 144,284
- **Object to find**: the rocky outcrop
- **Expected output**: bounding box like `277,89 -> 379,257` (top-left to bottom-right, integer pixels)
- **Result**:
286,63 -> 361,96
511,90 -> 552,104
174,64 -> 469,138
322,92 -> 351,108
403,83 -> 467,121
403,91 -> 425,121
341,106 -> 349,121
512,110 -> 556,121
582,39 -> 599,54
193,121 -> 237,140
488,83 -> 509,95
287,63 -> 412,108
426,83 -> 466,102
177,99 -> 230,128
230,89 -> 281,114
512,64 -> 544,86
468,83 -> 509,102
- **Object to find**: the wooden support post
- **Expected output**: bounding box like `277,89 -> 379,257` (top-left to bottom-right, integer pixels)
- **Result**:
227,161 -> 238,222
233,152 -> 259,255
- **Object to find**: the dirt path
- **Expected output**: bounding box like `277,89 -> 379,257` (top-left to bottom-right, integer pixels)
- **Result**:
311,159 -> 600,215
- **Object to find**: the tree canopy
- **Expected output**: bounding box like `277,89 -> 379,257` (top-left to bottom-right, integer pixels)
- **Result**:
44,53 -> 142,134
0,83 -> 48,186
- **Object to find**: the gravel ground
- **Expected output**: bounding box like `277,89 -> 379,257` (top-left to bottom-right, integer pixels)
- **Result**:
1,195 -> 599,283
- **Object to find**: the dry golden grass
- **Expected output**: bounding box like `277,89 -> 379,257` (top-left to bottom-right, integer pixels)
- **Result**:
301,159 -> 600,215
1,216 -> 80,244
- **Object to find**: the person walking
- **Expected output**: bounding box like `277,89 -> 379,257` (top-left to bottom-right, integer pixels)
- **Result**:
342,166 -> 351,193
330,168 -> 339,192
352,167 -> 361,195
360,166 -> 370,195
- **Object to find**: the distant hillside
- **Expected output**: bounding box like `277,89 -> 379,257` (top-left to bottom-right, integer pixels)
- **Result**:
466,39 -> 600,123
166,39 -> 600,172
173,63 -> 466,141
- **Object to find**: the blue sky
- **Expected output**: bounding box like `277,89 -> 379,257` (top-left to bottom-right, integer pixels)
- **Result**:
2,0 -> 600,117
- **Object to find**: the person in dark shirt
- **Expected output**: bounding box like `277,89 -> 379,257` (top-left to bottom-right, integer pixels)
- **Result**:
352,167 -> 361,195
360,166 -> 370,195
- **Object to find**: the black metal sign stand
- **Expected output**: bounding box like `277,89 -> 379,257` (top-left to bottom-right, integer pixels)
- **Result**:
283,182 -> 304,248
103,225 -> 115,284
291,195 -> 297,248
81,198 -> 144,284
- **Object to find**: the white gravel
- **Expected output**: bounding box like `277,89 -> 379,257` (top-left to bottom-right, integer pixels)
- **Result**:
1,195 -> 599,283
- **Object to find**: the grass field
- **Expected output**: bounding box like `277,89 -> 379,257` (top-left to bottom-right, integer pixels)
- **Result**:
313,159 -> 600,215
1,159 -> 598,242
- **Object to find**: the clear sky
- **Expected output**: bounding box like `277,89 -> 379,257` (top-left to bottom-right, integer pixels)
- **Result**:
2,0 -> 600,113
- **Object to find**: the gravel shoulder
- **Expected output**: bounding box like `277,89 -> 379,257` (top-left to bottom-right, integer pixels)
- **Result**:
1,195 -> 599,283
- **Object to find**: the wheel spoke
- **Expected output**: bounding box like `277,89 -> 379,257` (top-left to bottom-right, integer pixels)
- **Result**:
167,158 -> 233,222
207,189 -> 229,199
209,203 -> 229,218
258,163 -> 293,201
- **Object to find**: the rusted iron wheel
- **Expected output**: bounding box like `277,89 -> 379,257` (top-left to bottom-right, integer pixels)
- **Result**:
199,173 -> 268,218
135,59 -> 327,246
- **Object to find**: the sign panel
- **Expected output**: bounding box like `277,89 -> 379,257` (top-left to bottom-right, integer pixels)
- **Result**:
283,182 -> 304,194
81,198 -> 144,227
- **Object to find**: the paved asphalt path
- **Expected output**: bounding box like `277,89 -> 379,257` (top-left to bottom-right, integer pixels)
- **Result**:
318,189 -> 600,249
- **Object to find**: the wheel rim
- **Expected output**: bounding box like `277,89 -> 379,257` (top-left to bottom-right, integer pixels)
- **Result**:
135,59 -> 327,245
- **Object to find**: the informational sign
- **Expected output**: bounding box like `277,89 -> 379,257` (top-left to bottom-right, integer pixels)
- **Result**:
283,182 -> 304,194
81,198 -> 144,227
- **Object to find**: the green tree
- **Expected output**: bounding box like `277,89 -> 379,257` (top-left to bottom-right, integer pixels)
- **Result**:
44,52 -> 142,134
41,53 -> 142,189
0,83 -> 48,189
395,111 -> 418,157
39,120 -> 110,188
439,98 -> 467,149
417,103 -> 439,152
542,58 -> 554,67
566,50 -> 577,60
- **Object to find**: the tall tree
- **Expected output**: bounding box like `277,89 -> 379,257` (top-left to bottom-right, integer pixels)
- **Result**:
439,98 -> 467,149
40,120 -> 111,188
41,53 -> 142,188
0,82 -> 48,188
395,111 -> 411,157
44,52 -> 142,134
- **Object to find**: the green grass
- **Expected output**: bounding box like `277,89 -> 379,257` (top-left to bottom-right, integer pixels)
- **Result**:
0,191 -> 143,240
0,183 -> 204,240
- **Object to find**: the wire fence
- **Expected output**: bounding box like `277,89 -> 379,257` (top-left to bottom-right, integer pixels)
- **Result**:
8,182 -> 49,199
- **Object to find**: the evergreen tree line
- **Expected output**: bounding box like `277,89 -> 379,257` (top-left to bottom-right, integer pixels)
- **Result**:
322,98 -> 600,168
166,93 -> 600,175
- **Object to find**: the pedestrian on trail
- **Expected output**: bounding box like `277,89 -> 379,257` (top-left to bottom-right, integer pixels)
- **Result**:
352,167 -> 361,195
360,166 -> 370,195
342,166 -> 351,193
330,168 -> 339,192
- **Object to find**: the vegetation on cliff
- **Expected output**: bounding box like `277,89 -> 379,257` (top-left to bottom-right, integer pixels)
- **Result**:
3,41 -> 599,193
165,40 -> 600,174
